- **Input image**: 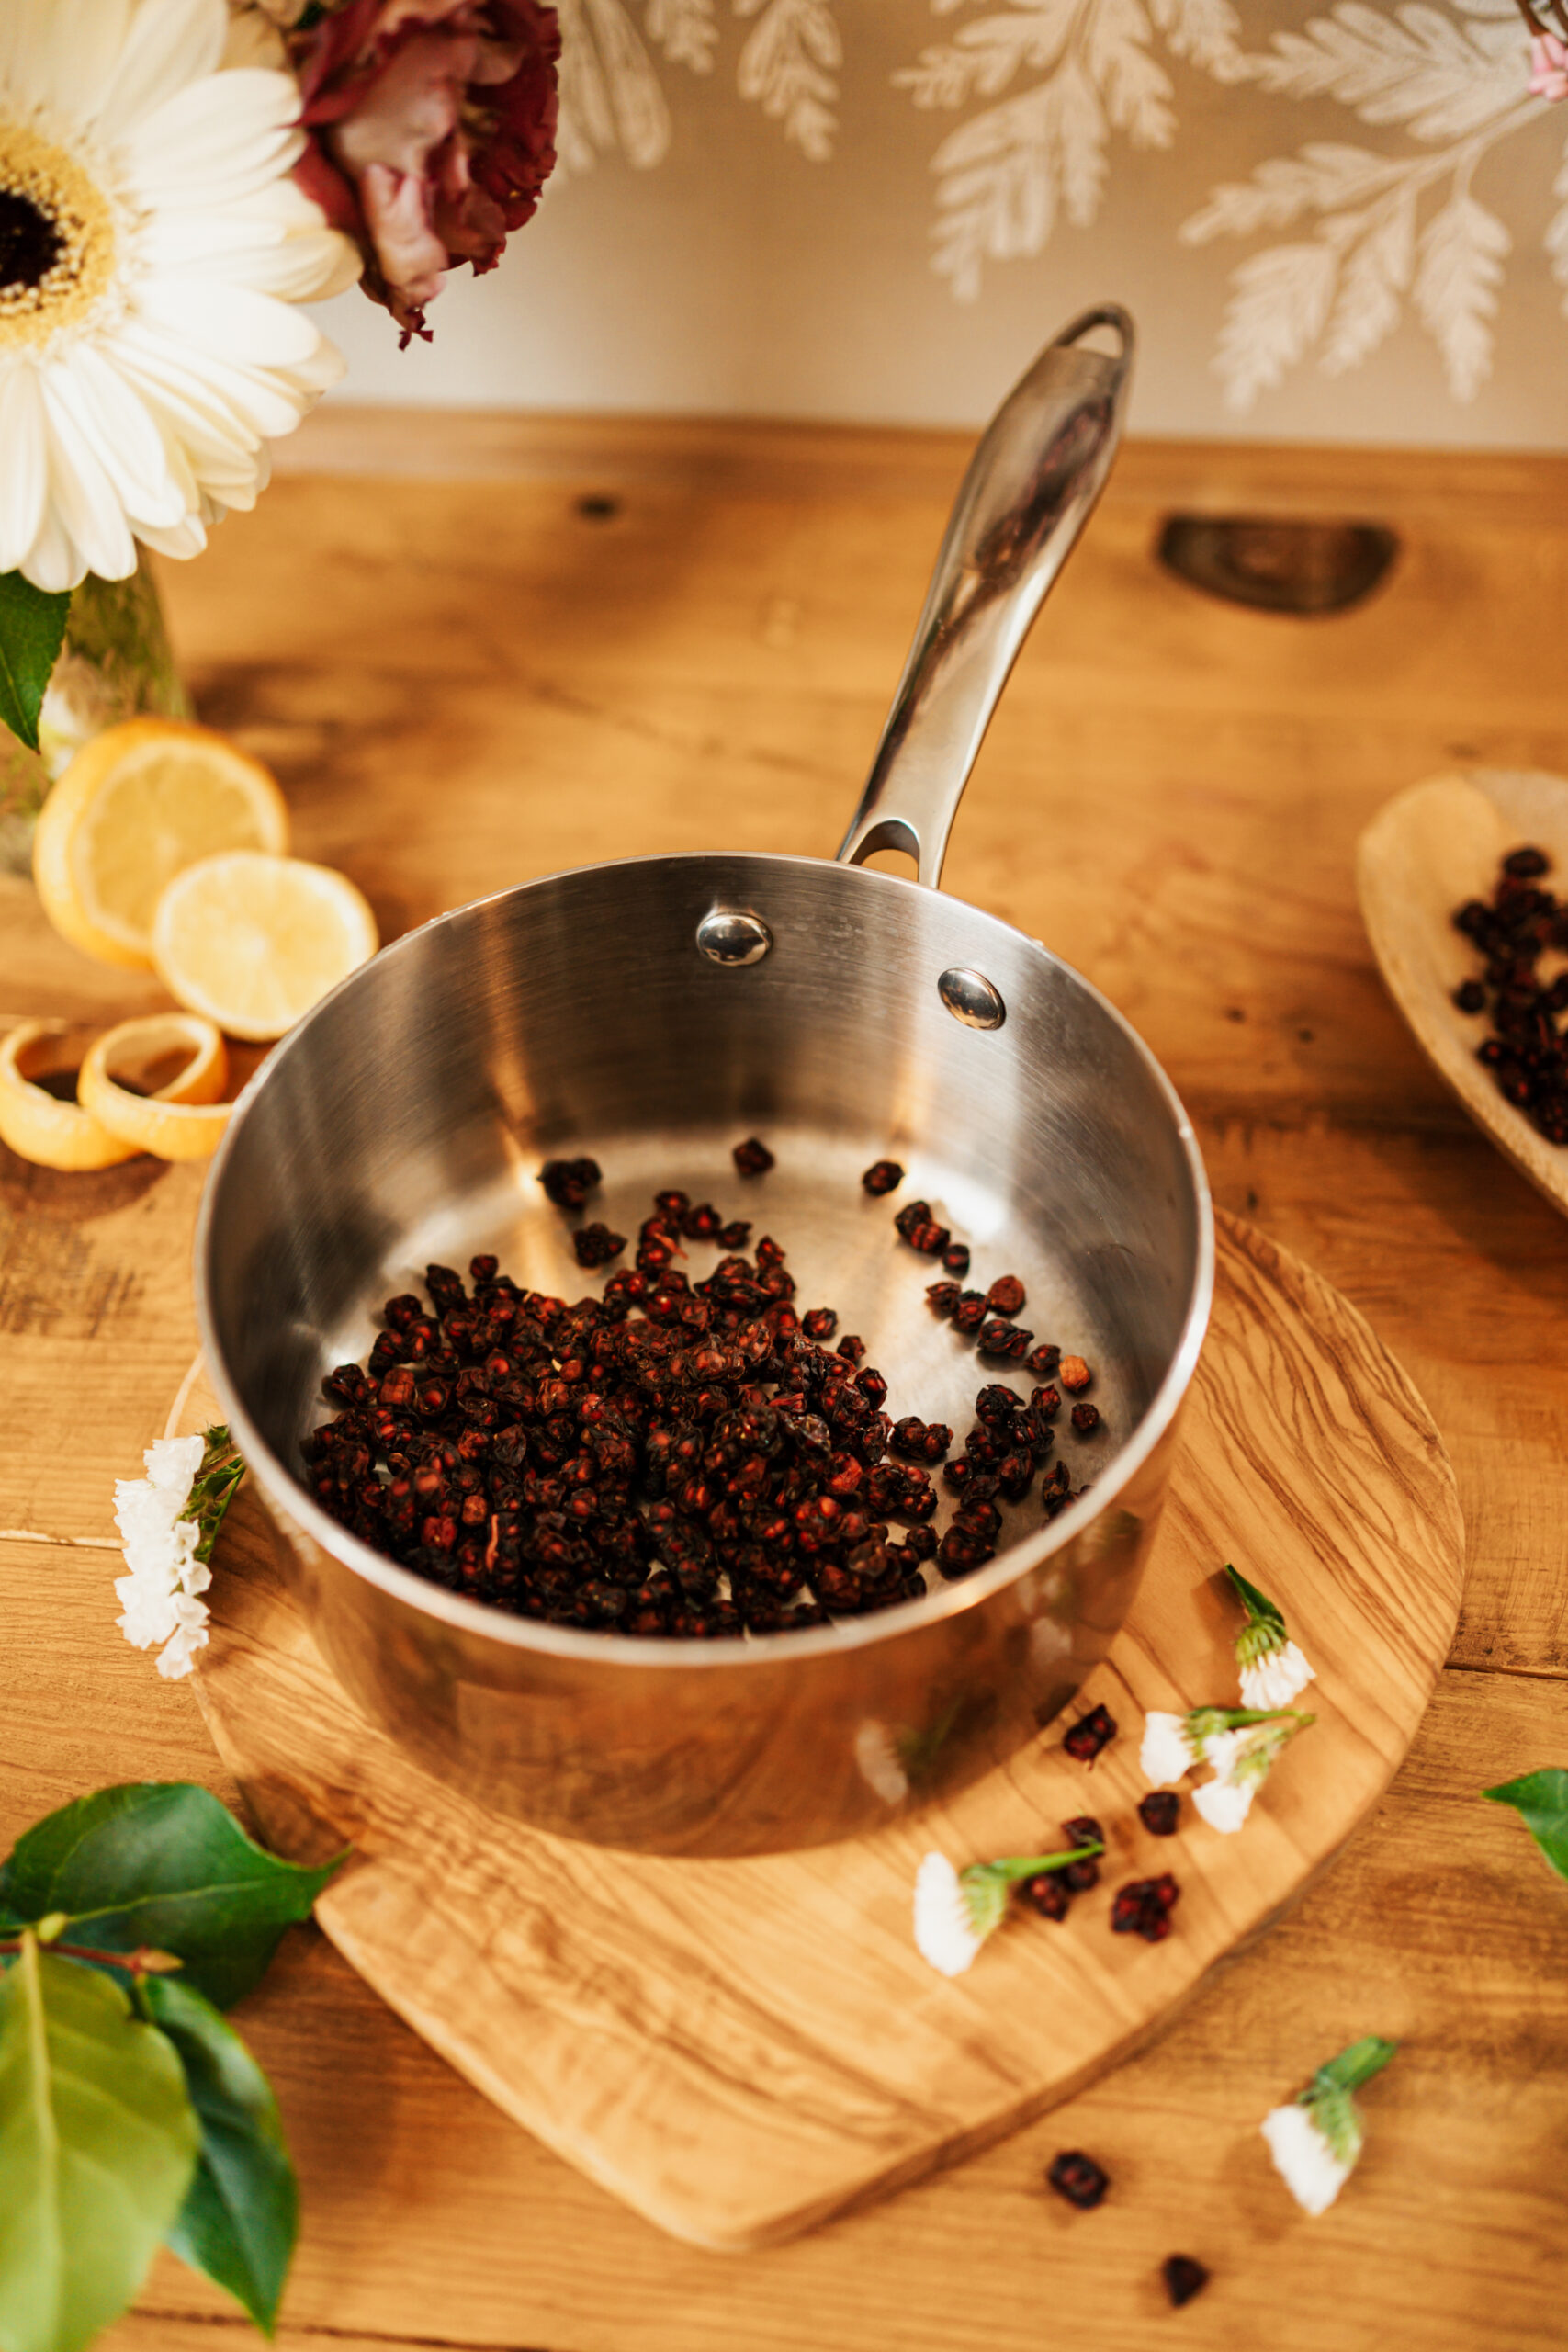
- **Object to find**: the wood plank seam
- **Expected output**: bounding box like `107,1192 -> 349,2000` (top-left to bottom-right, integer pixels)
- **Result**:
130,2313 -> 552,2352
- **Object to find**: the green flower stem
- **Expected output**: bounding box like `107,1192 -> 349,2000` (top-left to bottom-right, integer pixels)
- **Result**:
964,1845 -> 1104,1887
180,1427 -> 245,1566
1224,1563 -> 1286,1630
1309,2035 -> 1398,2099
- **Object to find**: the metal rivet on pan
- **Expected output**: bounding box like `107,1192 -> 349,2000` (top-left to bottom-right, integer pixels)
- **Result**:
696,910 -> 773,967
939,967 -> 1006,1030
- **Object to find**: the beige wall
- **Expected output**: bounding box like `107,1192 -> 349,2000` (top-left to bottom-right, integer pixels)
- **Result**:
315,0 -> 1568,445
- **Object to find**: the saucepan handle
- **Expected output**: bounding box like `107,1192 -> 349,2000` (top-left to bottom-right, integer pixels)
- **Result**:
836,305 -> 1134,891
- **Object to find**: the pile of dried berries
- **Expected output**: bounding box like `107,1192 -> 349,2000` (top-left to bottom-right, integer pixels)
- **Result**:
1111,1872 -> 1181,1943
302,1146 -> 1100,1639
1450,844 -> 1568,1144
1020,1815 -> 1104,1920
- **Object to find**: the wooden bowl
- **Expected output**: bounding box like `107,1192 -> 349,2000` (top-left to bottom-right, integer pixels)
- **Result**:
1357,767 -> 1568,1217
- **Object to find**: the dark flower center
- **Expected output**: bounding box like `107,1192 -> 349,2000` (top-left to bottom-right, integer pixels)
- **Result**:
0,187 -> 62,292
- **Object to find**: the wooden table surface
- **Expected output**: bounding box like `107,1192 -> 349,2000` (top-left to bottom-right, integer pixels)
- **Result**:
4,413 -> 1566,2352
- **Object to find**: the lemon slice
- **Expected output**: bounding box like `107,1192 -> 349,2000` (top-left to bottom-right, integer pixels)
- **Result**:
78,1013 -> 231,1162
33,718 -> 289,970
152,851 -> 379,1042
0,1016 -> 225,1171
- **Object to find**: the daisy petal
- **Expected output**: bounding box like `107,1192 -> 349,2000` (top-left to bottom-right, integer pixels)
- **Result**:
43,349 -> 186,528
0,367 -> 48,573
135,276 -> 326,370
20,499 -> 88,595
37,389 -> 138,581
93,0 -> 228,142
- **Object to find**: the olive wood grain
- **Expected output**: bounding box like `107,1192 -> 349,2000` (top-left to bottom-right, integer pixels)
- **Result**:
175,1210 -> 1462,2254
1358,767 -> 1568,1220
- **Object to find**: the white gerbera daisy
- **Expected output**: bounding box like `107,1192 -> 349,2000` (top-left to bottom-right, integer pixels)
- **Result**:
0,0 -> 358,591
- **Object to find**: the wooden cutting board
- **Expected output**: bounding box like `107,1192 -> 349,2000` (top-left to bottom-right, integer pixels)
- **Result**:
180,1212 -> 1462,2253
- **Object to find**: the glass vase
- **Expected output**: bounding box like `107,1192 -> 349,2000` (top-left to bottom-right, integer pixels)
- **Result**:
0,553 -> 191,876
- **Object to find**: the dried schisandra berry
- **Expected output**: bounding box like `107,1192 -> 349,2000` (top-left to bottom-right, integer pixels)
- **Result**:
1111,1873 -> 1180,1942
925,1282 -> 962,1319
952,1290 -> 988,1334
1060,1815 -> 1103,1892
1162,2256 -> 1209,2309
978,1318 -> 1032,1360
1070,1402 -> 1100,1434
862,1159 -> 904,1195
732,1136 -> 775,1178
1138,1790 -> 1180,1836
307,1160 -> 1106,1645
573,1224 -> 626,1268
1453,979 -> 1486,1014
1019,1871 -> 1071,1920
1063,1702 -> 1116,1762
942,1242 -> 971,1278
539,1157 -> 602,1209
1046,2151 -> 1109,2211
1058,1354 -> 1092,1394
986,1273 -> 1027,1317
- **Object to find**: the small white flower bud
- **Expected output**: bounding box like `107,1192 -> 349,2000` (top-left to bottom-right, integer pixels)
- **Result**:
1261,2102 -> 1355,2214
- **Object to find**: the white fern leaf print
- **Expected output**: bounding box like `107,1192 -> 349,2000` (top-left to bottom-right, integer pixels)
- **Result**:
896,2 -> 1081,111
646,0 -> 719,71
735,0 -> 841,160
1414,191 -> 1509,395
930,77 -> 1062,297
1319,187 -> 1418,370
1247,3 -> 1522,141
1147,0 -> 1246,78
1085,0 -> 1175,146
1055,57 -> 1111,220
1182,143 -> 1405,243
1214,240 -> 1340,410
1545,135 -> 1568,312
556,0 -> 673,169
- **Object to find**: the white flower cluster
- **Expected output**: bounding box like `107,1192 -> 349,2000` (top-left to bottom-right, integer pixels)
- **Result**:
1139,1707 -> 1309,1833
912,1852 -> 984,1977
1260,2101 -> 1355,2215
1239,1637 -> 1315,1712
113,1434 -> 212,1679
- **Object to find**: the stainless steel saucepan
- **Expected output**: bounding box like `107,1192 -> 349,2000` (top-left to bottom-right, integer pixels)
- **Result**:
197,306 -> 1213,1858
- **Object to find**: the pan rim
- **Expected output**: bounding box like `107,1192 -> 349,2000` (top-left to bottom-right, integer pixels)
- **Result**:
195,851 -> 1215,1672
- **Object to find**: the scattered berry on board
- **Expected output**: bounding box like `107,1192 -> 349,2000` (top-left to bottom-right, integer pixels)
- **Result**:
1047,2151 -> 1110,2210
1162,2256 -> 1209,2308
1063,1702 -> 1117,1762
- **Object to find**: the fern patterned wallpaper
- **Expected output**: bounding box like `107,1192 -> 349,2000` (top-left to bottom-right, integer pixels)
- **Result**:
315,0 -> 1568,445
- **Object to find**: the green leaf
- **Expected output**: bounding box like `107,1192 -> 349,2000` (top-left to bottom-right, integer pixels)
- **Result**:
138,1977 -> 296,2336
0,575 -> 71,755
1223,1564 -> 1286,1630
1483,1769 -> 1568,1884
0,1940 -> 197,2352
0,1785 -> 344,2009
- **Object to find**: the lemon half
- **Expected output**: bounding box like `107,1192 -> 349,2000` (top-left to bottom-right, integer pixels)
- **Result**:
152,851 -> 379,1042
33,718 -> 289,970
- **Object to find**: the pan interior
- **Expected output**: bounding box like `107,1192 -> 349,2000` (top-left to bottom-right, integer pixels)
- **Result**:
201,854 -> 1208,1626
